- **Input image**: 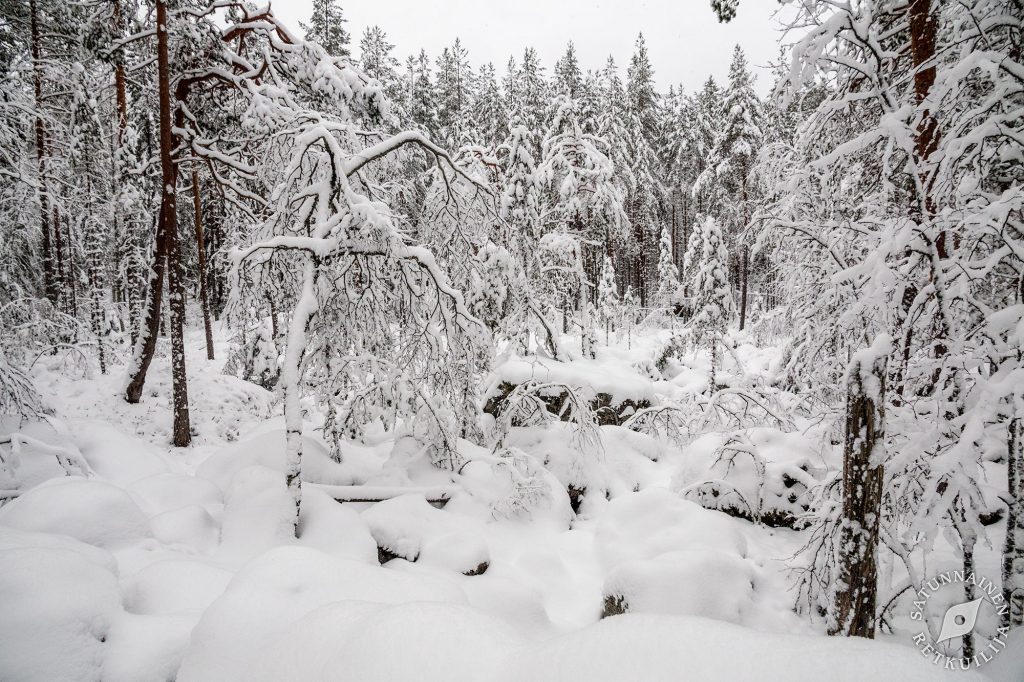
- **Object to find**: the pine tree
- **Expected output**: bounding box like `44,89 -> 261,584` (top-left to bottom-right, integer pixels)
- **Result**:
625,34 -> 663,306
690,216 -> 732,389
435,39 -> 474,149
596,56 -> 633,257
407,49 -> 438,137
473,62 -> 507,148
691,77 -> 724,214
554,41 -> 583,99
300,0 -> 351,57
654,223 -> 681,312
597,254 -> 620,343
516,47 -> 547,147
703,45 -> 762,330
359,26 -> 401,102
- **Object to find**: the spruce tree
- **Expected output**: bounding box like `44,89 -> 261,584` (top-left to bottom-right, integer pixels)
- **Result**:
300,0 -> 351,57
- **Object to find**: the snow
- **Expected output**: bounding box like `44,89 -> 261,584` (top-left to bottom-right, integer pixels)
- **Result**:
604,549 -> 756,622
0,477 -> 152,549
488,354 -> 656,405
0,545 -> 121,682
505,614 -> 987,682
594,488 -> 749,566
362,493 -> 490,573
0,325 -> 1015,681
176,546 -> 467,682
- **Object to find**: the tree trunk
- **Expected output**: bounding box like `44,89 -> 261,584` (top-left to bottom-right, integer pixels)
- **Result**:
125,0 -> 191,447
739,245 -> 749,331
86,177 -> 107,374
282,258 -> 320,536
192,169 -> 214,360
29,0 -> 55,306
738,173 -> 749,330
65,213 -> 78,318
908,0 -> 941,243
52,205 -> 65,312
1005,415 -> 1024,627
831,340 -> 889,638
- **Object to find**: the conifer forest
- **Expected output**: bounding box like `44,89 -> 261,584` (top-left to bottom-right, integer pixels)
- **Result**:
0,0 -> 1022,679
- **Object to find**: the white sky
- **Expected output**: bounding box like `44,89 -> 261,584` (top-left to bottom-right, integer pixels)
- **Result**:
268,0 -> 787,97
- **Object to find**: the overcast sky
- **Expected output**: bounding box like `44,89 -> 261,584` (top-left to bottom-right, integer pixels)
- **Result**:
269,0 -> 787,97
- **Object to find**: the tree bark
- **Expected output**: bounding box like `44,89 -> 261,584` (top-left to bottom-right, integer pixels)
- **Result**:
192,169 -> 214,360
29,0 -> 55,306
831,343 -> 888,638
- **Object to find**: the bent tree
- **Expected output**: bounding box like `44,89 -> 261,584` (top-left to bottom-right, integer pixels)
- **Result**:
234,126 -> 491,535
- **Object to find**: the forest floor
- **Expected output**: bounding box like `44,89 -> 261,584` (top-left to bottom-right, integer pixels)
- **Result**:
0,319 -> 1017,681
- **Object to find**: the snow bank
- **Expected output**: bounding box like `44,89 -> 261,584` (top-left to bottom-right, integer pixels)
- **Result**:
0,477 -> 152,549
503,614 -> 986,682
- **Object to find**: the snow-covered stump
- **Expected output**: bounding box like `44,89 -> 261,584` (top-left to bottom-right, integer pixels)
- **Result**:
830,336 -> 890,639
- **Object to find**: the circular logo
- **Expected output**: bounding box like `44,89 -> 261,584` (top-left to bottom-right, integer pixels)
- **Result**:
910,570 -> 1010,670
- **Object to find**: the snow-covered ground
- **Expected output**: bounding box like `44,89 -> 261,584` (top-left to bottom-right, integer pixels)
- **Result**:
0,324 -> 1014,681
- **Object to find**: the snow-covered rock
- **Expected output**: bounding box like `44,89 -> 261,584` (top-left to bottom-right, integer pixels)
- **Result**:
362,493 -> 490,574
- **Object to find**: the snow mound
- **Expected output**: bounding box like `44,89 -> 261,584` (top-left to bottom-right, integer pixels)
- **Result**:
362,493 -> 490,574
73,421 -> 175,486
462,574 -> 552,635
196,424 -> 347,491
127,472 -> 223,517
0,477 -> 152,549
176,546 -> 466,682
243,602 -> 387,682
216,465 -> 295,563
246,602 -> 523,682
594,487 -> 747,569
503,614 -> 986,682
0,546 -> 122,682
151,504 -> 220,554
103,612 -> 195,682
123,559 -> 233,616
603,549 -> 756,623
0,526 -> 117,573
296,485 -> 378,563
336,602 -> 524,681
